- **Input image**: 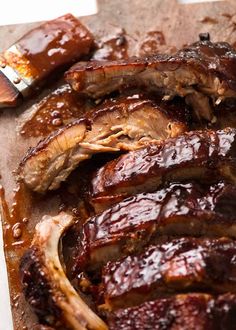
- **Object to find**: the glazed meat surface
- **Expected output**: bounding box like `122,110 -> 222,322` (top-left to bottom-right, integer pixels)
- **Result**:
108,293 -> 236,330
73,182 -> 236,275
19,95 -> 187,193
15,14 -> 94,80
18,29 -> 236,329
65,36 -> 236,121
102,237 -> 236,309
90,128 -> 236,212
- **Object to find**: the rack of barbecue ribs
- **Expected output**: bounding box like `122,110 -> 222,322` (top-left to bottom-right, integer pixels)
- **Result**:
5,17 -> 236,330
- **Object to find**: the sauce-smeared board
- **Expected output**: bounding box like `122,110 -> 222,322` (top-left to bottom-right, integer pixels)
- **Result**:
1,0 -> 236,328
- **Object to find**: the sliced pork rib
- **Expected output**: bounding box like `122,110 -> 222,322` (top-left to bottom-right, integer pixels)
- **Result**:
19,95 -> 187,193
65,35 -> 236,121
108,293 -> 236,330
73,182 -> 236,275
20,213 -> 107,330
90,128 -> 236,212
101,237 -> 236,310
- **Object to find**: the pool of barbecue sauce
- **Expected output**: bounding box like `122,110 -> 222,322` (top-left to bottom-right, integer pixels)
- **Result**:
0,182 -> 34,327
0,165 -> 107,326
19,84 -> 92,137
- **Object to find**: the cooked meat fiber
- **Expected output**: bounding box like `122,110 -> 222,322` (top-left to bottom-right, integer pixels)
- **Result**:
73,182 -> 236,275
19,95 -> 187,193
65,35 -> 236,121
91,128 -> 236,212
108,293 -> 236,330
102,237 -> 236,310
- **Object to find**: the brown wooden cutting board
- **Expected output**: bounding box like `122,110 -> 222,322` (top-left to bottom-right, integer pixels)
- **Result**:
1,0 -> 236,328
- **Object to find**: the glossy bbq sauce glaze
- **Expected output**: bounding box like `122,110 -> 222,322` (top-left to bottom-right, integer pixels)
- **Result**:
16,14 -> 94,80
18,28 -> 181,138
0,158 -> 117,326
19,83 -> 93,137
18,29 -> 131,138
0,179 -> 71,328
4,24 -> 133,299
1,9 -> 99,314
1,21 -> 195,329
4,3 -> 236,329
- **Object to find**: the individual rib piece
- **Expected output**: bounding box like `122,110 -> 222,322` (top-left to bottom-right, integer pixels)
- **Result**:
20,212 -> 108,330
90,128 -> 236,212
102,237 -> 236,309
19,95 -> 187,193
73,182 -> 236,275
0,14 -> 94,108
65,35 -> 236,121
108,293 -> 236,330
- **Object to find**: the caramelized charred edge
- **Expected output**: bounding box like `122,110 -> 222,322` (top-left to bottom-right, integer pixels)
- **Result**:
20,248 -> 62,326
66,40 -> 236,92
90,128 -> 236,210
84,95 -> 187,127
75,181 -> 236,275
20,118 -> 89,164
19,95 -> 187,193
5,14 -> 95,84
20,213 -> 108,330
19,96 -> 164,166
65,38 -> 236,122
101,237 -> 236,310
107,293 -> 236,330
18,118 -> 91,192
19,96 -> 170,167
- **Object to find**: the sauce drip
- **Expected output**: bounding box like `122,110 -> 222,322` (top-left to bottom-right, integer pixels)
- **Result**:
0,182 -> 33,309
1,182 -> 32,251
